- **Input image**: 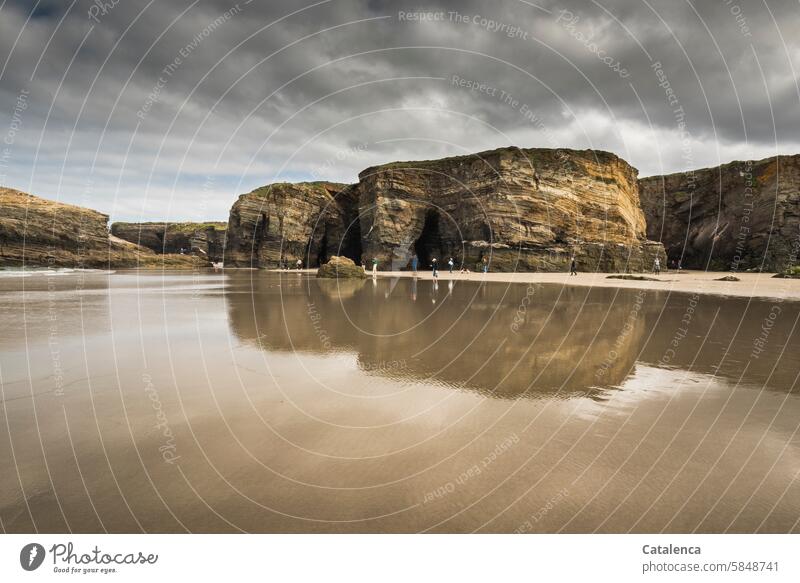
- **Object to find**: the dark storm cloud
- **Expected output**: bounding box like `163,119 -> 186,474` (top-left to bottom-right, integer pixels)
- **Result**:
0,0 -> 797,220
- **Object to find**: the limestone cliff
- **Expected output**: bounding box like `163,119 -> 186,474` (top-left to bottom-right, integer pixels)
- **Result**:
225,181 -> 359,268
357,147 -> 664,272
639,155 -> 800,271
0,187 -> 207,269
111,221 -> 227,262
226,147 -> 665,272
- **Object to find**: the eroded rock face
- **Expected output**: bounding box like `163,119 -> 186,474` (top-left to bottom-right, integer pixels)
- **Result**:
357,147 -> 665,272
0,187 -> 206,269
639,155 -> 800,271
224,182 -> 359,268
111,222 -> 227,262
226,147 -> 665,272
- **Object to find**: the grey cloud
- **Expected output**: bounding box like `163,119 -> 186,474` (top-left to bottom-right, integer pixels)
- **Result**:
0,0 -> 797,220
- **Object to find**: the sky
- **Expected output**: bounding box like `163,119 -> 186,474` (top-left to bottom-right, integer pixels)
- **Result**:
0,0 -> 798,221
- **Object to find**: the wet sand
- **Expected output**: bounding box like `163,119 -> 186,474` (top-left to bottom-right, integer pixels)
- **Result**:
307,269 -> 800,302
1,270 -> 799,533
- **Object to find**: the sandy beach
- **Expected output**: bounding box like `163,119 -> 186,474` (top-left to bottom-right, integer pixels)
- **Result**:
3,270 -> 799,534
304,269 -> 800,302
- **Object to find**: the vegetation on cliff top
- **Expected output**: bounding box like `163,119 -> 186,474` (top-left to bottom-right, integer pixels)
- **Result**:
359,146 -> 623,175
112,221 -> 227,233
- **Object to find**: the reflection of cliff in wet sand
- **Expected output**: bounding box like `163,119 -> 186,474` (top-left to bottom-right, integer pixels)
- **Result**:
227,272 -> 800,398
226,273 -> 645,399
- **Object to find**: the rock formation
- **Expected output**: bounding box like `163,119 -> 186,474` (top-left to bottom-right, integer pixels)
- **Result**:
317,255 -> 366,278
224,181 -> 359,268
639,155 -> 800,271
226,147 -> 665,272
111,221 -> 227,262
0,187 -> 207,269
357,147 -> 664,272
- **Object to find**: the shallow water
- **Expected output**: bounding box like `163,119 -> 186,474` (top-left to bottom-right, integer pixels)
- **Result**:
0,270 -> 799,532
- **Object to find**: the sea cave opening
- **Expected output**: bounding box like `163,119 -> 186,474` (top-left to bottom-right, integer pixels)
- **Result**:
315,232 -> 328,266
307,219 -> 362,267
341,217 -> 362,264
414,209 -> 443,268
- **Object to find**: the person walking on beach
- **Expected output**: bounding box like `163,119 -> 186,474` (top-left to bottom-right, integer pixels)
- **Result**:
570,257 -> 577,276
482,257 -> 488,273
431,258 -> 439,278
448,257 -> 454,273
411,254 -> 418,275
653,257 -> 661,275
372,257 -> 378,275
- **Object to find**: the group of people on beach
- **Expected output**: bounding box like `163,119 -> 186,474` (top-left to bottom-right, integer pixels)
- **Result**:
358,254 -> 674,277
365,254 -> 490,277
282,250 -> 679,276
280,258 -> 304,270
653,258 -> 683,274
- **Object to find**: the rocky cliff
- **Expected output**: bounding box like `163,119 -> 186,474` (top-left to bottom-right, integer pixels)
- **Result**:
0,187 -> 207,269
111,221 -> 227,262
225,181 -> 359,268
226,147 -> 665,272
357,147 -> 663,272
639,155 -> 800,271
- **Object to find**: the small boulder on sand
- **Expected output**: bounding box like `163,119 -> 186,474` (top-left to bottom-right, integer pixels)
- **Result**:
316,256 -> 366,279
